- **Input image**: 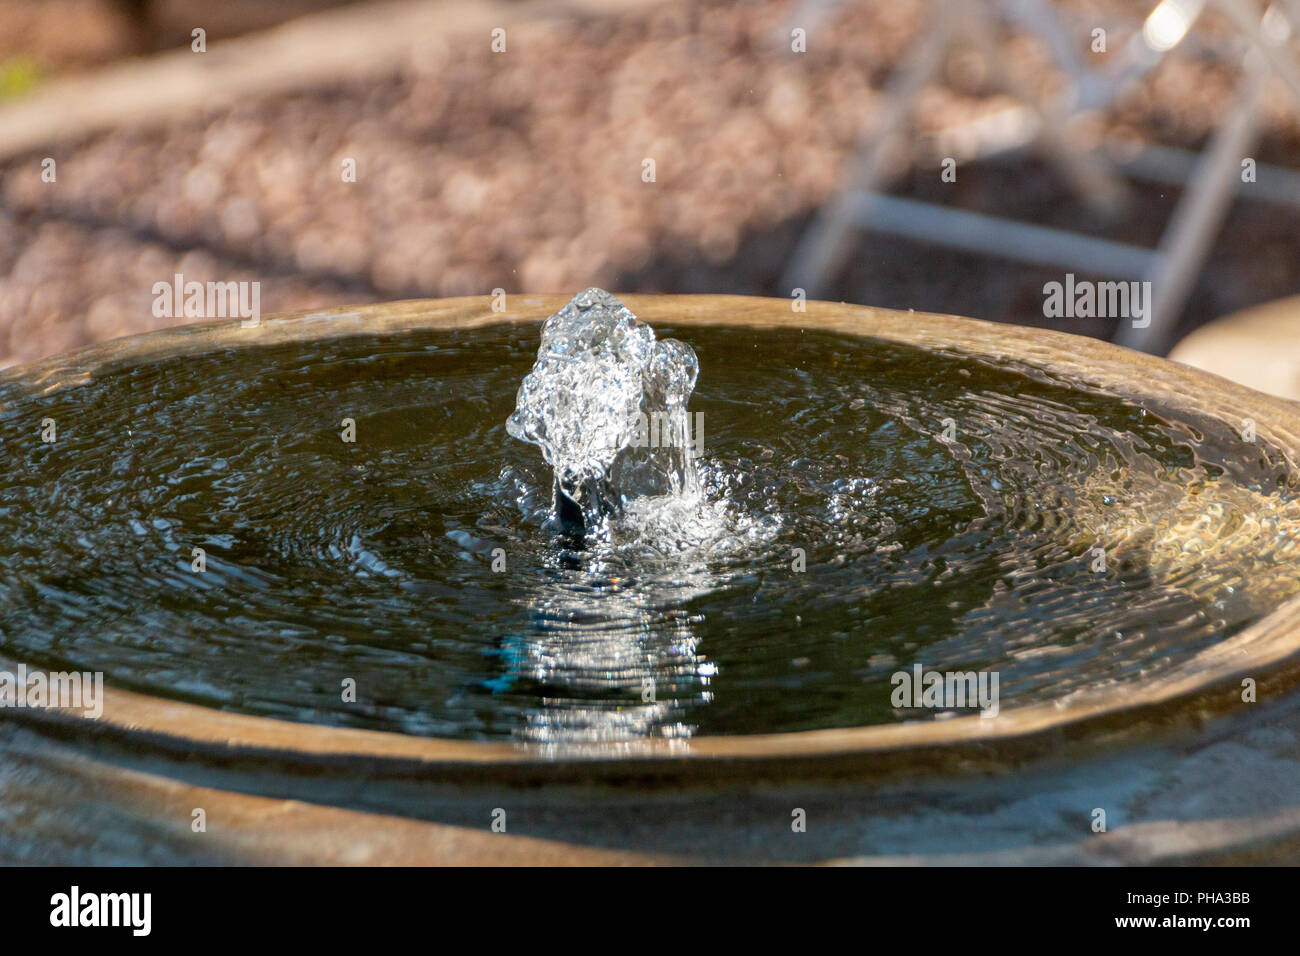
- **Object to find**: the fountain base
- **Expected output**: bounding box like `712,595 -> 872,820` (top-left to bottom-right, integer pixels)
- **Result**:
2,294 -> 1300,863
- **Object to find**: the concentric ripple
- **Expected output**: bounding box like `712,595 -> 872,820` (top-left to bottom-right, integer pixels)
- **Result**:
1,322 -> 1298,745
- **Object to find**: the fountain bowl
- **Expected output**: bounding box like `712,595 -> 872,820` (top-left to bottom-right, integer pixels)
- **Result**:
3,294 -> 1300,865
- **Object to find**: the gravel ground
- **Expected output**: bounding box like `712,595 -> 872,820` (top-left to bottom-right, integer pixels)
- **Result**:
2,0 -> 1299,367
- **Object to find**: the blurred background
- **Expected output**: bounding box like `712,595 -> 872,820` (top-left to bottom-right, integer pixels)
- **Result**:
0,0 -> 1298,389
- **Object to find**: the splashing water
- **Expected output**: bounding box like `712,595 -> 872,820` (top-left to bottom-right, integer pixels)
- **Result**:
506,289 -> 701,533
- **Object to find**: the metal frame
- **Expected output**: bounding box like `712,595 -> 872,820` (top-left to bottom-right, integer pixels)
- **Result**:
783,0 -> 1300,355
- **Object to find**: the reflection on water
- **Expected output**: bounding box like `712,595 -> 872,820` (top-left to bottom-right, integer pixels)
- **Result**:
504,556 -> 714,752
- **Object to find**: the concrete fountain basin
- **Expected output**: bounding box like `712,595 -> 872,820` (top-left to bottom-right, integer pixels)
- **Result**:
2,294 -> 1299,865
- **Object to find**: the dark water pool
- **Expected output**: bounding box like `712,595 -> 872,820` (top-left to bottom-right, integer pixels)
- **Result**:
1,322 -> 1298,745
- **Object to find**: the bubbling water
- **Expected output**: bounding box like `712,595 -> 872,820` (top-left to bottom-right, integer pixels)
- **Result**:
506,289 -> 701,533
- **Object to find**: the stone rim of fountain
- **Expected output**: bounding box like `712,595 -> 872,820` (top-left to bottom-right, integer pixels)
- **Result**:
5,294 -> 1300,785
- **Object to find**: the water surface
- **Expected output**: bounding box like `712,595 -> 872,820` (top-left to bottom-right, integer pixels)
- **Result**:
1,321 -> 1298,745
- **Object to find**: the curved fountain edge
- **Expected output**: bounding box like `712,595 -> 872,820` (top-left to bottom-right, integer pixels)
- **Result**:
2,294 -> 1300,786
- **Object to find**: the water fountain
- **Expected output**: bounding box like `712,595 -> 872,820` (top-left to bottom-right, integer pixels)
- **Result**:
2,290 -> 1299,863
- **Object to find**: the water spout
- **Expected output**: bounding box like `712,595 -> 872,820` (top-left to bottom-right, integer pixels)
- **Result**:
506,289 -> 700,534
